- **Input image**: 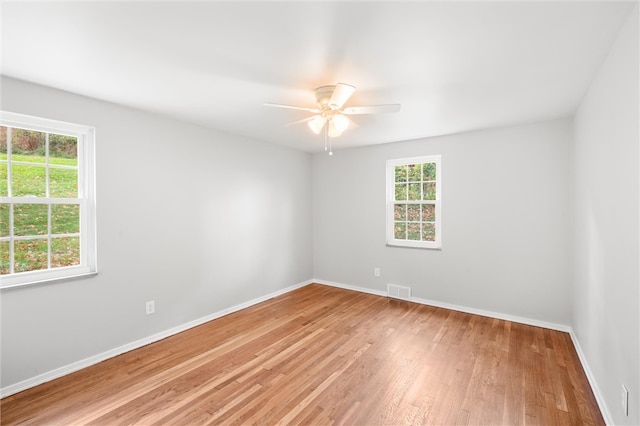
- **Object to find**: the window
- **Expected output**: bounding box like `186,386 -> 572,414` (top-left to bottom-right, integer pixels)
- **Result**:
386,155 -> 441,249
0,111 -> 96,288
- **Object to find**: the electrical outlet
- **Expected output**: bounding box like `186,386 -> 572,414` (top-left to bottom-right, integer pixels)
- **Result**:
622,384 -> 629,416
146,300 -> 155,315
374,267 -> 380,277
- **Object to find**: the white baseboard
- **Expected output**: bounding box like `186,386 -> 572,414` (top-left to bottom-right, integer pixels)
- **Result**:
314,278 -> 388,298
569,331 -> 614,426
411,295 -> 571,332
314,278 -> 570,332
0,279 -> 313,398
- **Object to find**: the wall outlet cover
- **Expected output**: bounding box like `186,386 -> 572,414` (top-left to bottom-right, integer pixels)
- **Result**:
146,301 -> 155,315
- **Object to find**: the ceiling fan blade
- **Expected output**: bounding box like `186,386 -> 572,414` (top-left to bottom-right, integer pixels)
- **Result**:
342,104 -> 402,115
328,83 -> 356,109
263,102 -> 320,113
285,116 -> 316,127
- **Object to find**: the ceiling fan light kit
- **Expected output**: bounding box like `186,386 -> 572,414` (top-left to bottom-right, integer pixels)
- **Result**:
308,113 -> 349,137
308,115 -> 327,134
265,82 -> 401,155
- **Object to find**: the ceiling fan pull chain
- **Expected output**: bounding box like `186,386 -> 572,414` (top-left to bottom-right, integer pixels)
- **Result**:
329,134 -> 333,156
324,125 -> 328,152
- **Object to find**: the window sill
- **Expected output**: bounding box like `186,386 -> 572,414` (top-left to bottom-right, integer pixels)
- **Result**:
386,242 -> 442,250
1,270 -> 98,290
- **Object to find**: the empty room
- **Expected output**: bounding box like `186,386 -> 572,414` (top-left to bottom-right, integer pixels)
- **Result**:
0,1 -> 638,425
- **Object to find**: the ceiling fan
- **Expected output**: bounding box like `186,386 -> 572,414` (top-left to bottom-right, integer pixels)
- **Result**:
264,83 -> 400,153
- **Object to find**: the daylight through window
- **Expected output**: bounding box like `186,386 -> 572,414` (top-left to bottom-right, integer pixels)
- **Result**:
0,112 -> 96,287
386,155 -> 441,249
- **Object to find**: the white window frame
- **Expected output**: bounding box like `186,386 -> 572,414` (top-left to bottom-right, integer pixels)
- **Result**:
386,155 -> 441,249
0,111 -> 97,288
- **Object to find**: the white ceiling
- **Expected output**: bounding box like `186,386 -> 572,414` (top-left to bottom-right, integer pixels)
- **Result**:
1,1 -> 636,153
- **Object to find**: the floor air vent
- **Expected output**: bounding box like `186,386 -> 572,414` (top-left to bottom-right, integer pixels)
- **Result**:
387,284 -> 411,301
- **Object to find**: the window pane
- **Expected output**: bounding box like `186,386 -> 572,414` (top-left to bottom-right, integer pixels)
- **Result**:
394,204 -> 406,221
51,236 -> 80,268
395,184 -> 407,201
407,205 -> 420,222
12,164 -> 46,197
0,126 -> 7,152
422,204 -> 435,222
422,223 -> 436,241
0,240 -> 9,274
407,164 -> 421,182
49,134 -> 77,160
394,222 -> 406,239
14,204 -> 48,236
11,129 -> 46,161
51,204 -> 79,234
423,162 -> 436,181
0,203 -> 8,237
49,133 -> 78,198
395,165 -> 407,182
407,223 -> 421,240
49,168 -> 78,198
0,163 -> 7,197
423,182 -> 436,200
14,239 -> 48,273
408,183 -> 421,200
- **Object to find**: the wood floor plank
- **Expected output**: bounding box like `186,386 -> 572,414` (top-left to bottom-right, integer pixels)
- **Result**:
1,284 -> 604,425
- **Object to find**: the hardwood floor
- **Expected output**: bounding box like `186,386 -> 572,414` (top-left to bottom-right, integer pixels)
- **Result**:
1,284 -> 603,425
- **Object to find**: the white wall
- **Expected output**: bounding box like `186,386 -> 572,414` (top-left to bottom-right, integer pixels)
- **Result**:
573,5 -> 639,425
0,77 -> 313,389
313,119 -> 572,326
